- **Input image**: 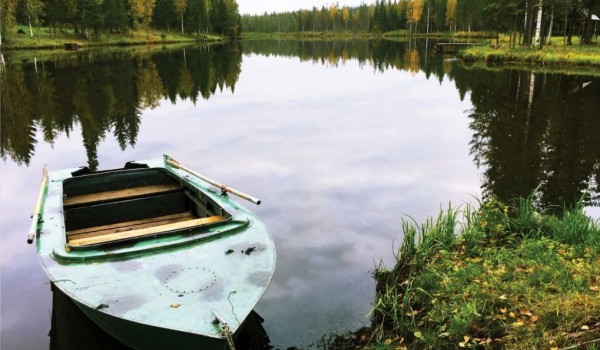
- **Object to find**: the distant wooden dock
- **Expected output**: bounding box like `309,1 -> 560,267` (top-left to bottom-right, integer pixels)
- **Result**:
64,43 -> 82,50
434,43 -> 477,54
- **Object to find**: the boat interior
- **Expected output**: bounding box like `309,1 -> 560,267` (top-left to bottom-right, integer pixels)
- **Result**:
62,167 -> 229,249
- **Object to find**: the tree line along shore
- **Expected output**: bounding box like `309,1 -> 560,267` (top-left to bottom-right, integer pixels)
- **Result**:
2,0 -> 599,68
0,0 -> 241,49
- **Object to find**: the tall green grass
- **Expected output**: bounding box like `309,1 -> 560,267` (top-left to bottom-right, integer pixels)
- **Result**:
371,195 -> 600,349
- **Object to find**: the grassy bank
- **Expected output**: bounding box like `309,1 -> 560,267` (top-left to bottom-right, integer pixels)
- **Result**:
241,30 -> 492,41
2,25 -> 223,50
383,30 -> 492,39
241,31 -> 378,40
459,35 -> 600,68
366,196 -> 600,349
460,60 -> 600,78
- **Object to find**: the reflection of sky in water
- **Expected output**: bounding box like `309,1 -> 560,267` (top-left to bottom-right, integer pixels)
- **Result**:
1,54 -> 480,349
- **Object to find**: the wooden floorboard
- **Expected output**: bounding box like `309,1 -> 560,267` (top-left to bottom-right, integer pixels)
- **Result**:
67,212 -> 196,240
68,215 -> 225,247
64,183 -> 182,207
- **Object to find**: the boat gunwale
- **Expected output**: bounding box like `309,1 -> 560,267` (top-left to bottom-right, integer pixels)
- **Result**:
45,163 -> 254,262
51,219 -> 251,263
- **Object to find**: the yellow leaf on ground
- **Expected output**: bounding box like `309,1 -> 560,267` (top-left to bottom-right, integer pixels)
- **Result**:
512,321 -> 525,327
581,325 -> 590,330
519,309 -> 532,316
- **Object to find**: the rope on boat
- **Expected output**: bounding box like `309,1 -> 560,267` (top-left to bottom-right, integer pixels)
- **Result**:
221,324 -> 236,350
212,310 -> 236,350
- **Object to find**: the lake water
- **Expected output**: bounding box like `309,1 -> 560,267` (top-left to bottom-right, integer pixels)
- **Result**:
2,39 -> 600,349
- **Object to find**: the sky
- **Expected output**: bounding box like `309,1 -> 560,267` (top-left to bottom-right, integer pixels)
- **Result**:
236,0 -> 369,15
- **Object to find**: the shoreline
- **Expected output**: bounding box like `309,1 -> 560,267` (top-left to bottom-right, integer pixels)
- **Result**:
338,197 -> 600,349
1,26 -> 226,51
4,29 -> 599,71
457,34 -> 600,69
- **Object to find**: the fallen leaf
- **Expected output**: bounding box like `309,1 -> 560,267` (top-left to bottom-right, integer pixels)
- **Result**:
499,307 -> 507,314
520,309 -> 532,316
531,315 -> 539,322
582,325 -> 590,330
512,321 -> 525,327
499,294 -> 507,300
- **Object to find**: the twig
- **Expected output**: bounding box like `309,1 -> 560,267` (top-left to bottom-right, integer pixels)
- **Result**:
560,338 -> 600,350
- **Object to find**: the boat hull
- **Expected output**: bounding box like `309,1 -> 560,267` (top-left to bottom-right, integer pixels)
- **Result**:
74,297 -> 228,350
35,157 -> 276,349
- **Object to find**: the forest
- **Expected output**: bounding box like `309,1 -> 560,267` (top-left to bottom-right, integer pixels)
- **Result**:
242,0 -> 599,46
1,0 -> 599,46
0,0 -> 241,41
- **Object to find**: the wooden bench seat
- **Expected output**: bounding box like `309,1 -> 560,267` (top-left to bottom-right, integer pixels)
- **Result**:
63,183 -> 182,207
68,215 -> 225,248
67,212 -> 197,240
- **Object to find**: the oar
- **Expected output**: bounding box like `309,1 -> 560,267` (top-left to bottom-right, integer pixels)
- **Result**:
27,167 -> 49,244
164,155 -> 261,205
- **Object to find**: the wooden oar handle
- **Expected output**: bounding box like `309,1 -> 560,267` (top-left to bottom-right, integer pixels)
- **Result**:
165,156 -> 261,205
28,167 -> 48,244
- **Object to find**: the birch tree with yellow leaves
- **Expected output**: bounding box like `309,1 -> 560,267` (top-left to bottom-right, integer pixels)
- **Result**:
410,0 -> 424,33
128,0 -> 156,37
446,0 -> 457,32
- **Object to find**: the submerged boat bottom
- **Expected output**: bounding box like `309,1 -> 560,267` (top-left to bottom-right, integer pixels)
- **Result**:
50,284 -> 271,350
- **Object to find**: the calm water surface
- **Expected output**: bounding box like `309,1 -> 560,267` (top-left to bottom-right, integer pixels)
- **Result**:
2,40 -> 599,349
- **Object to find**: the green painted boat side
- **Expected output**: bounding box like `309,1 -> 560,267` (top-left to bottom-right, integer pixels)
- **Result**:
74,299 -> 230,350
34,157 -> 276,349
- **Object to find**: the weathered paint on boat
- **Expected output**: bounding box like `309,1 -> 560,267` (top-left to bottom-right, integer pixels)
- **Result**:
32,157 -> 276,349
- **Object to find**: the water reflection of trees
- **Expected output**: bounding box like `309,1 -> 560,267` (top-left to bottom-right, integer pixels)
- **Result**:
0,44 -> 242,170
3,40 -> 600,209
243,40 -> 600,209
464,69 -> 600,210
241,39 -> 438,77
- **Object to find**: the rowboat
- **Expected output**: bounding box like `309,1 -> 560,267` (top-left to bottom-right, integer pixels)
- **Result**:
28,155 -> 276,350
